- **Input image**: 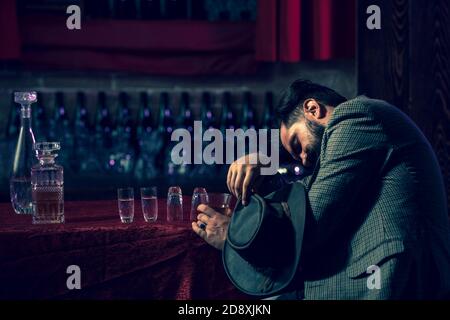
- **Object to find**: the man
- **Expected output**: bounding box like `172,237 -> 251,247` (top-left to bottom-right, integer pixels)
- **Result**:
192,80 -> 450,299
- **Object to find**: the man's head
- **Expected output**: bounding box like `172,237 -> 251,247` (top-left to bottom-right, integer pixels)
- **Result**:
277,80 -> 347,168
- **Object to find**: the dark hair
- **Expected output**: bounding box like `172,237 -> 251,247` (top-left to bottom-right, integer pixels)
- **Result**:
276,79 -> 347,127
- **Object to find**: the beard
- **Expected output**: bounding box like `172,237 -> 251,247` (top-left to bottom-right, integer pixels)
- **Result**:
304,119 -> 325,167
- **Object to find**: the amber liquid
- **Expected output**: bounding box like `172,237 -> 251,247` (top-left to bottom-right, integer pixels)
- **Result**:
211,205 -> 232,217
32,186 -> 64,224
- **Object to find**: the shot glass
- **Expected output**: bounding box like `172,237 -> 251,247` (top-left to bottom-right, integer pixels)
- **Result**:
190,187 -> 209,221
167,186 -> 183,222
141,187 -> 158,222
118,187 -> 134,223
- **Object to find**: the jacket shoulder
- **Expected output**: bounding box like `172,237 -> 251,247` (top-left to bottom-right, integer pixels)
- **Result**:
328,96 -> 384,125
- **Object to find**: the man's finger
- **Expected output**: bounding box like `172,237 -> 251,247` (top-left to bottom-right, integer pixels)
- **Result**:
197,213 -> 210,223
229,169 -> 238,197
242,170 -> 255,205
192,222 -> 206,239
234,170 -> 245,199
226,165 -> 234,193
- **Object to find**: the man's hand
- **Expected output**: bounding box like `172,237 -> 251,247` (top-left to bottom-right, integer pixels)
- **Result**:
227,153 -> 265,205
192,204 -> 230,250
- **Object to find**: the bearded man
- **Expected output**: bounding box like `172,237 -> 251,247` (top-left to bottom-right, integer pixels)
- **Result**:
192,79 -> 450,300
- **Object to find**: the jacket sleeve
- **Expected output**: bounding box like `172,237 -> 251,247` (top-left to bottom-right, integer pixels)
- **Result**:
303,106 -> 390,251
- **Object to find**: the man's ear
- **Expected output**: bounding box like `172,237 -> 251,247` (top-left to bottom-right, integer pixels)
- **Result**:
302,99 -> 325,121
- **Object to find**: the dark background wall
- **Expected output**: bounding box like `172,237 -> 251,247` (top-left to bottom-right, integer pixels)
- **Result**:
357,0 -> 450,208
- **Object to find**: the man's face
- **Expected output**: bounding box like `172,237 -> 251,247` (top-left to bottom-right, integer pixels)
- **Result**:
280,118 -> 325,168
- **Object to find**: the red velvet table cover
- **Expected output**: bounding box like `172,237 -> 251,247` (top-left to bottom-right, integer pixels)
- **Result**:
0,198 -> 249,300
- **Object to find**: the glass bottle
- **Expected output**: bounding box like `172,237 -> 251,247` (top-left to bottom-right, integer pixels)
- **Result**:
220,91 -> 236,133
261,91 -> 274,129
158,92 -> 175,139
32,93 -> 48,140
158,92 -> 175,175
110,92 -> 134,174
201,91 -> 216,131
72,92 -> 91,172
134,92 -> 160,181
95,92 -> 113,171
10,91 -> 37,215
50,92 -> 73,168
31,142 -> 64,224
179,92 -> 194,133
241,91 -> 255,130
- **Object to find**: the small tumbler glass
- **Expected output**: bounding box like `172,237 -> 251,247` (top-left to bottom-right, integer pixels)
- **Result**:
167,186 -> 183,222
190,187 -> 209,221
141,187 -> 158,222
209,193 -> 233,216
118,187 -> 134,223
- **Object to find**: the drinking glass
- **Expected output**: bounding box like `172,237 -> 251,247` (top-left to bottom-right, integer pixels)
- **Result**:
167,186 -> 183,222
141,187 -> 158,222
190,187 -> 209,221
118,187 -> 134,223
209,193 -> 233,216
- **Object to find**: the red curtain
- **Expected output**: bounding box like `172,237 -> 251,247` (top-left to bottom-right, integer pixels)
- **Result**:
0,0 -> 21,60
0,0 -> 356,73
256,0 -> 356,62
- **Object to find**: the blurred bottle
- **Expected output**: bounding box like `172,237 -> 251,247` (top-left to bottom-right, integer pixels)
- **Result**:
95,92 -> 113,171
200,92 -> 216,131
165,0 -> 188,19
220,91 -> 236,133
74,92 -> 91,136
72,92 -> 94,172
174,92 -> 192,176
114,0 -> 137,19
114,92 -> 134,143
261,91 -> 275,129
218,0 -> 230,21
191,92 -> 217,177
140,0 -> 162,19
110,92 -> 135,174
239,0 -> 251,21
49,92 -> 73,167
158,92 -> 175,139
136,92 -> 155,140
158,92 -> 176,175
220,91 -> 237,177
241,91 -> 255,130
134,92 -> 160,180
32,93 -> 48,141
179,92 -> 194,133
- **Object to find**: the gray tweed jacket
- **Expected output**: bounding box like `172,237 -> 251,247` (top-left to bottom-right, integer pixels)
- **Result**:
298,96 -> 450,299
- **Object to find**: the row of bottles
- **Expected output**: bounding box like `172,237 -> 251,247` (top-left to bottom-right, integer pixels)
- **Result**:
6,90 -> 275,140
4,90 -> 275,181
